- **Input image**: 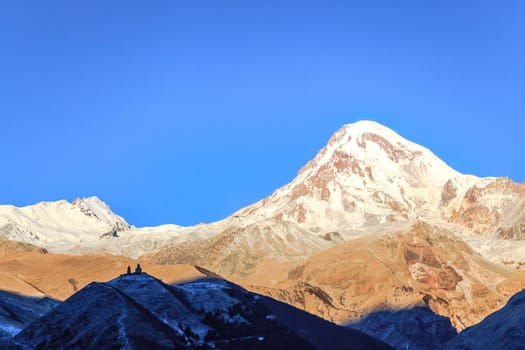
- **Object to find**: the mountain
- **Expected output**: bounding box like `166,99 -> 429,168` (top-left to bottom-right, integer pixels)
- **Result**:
2,120 -> 525,341
442,176 -> 525,268
0,197 -> 131,248
1,121 -> 524,267
0,198 -> 245,259
14,273 -> 391,350
445,289 -> 525,349
143,219 -> 340,285
244,222 -> 525,330
15,275 -> 188,349
139,121 -> 525,316
233,120 -> 525,266
235,120 -> 460,233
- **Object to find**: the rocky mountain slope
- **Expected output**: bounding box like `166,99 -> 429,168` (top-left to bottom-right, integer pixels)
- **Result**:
143,219 -> 340,285
241,222 -> 525,331
445,288 -> 525,349
0,241 -> 212,300
1,120 -> 524,344
0,239 -> 48,258
12,273 -> 391,350
234,121 -> 525,265
1,121 -> 524,267
236,120 -> 461,233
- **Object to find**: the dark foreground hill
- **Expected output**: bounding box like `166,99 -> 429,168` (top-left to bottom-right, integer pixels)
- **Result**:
0,290 -> 58,338
348,306 -> 457,350
0,290 -> 58,350
13,273 -> 391,350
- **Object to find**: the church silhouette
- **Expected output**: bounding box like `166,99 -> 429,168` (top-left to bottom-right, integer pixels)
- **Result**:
125,264 -> 143,275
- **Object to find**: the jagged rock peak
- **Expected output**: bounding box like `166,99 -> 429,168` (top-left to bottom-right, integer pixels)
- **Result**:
0,196 -> 132,247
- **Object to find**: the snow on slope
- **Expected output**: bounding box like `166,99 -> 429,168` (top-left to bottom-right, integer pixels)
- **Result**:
231,120 -> 525,265
1,120 -> 524,267
62,216 -> 260,258
0,195 -> 258,257
0,196 -> 131,249
235,120 -> 466,235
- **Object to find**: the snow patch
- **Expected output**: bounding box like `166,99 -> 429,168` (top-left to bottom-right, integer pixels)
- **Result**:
0,323 -> 22,336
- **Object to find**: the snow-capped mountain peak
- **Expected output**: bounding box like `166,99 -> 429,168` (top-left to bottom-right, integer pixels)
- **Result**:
72,196 -> 131,232
1,120 -> 523,268
235,121 -> 462,235
0,197 -> 131,247
298,120 -> 459,185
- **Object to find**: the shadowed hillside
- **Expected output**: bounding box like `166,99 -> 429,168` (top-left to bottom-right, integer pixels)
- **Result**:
11,273 -> 391,350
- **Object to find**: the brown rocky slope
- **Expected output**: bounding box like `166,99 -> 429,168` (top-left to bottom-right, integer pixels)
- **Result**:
143,219 -> 339,286
0,240 -> 210,300
145,222 -> 525,331
249,222 -> 525,331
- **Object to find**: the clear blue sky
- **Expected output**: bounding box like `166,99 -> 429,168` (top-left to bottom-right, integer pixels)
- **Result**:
1,1 -> 523,226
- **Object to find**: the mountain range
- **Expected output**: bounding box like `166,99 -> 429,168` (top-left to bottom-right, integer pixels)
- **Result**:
1,120 -> 524,348
2,121 -> 524,266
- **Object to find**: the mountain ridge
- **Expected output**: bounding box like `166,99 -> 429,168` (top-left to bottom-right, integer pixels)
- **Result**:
1,120 -> 524,266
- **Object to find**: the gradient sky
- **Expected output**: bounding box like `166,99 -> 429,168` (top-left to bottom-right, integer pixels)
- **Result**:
1,1 -> 524,227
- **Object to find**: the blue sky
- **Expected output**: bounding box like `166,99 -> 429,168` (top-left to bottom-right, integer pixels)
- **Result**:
1,1 -> 523,226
